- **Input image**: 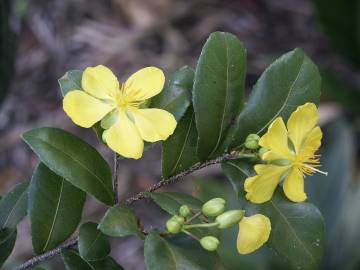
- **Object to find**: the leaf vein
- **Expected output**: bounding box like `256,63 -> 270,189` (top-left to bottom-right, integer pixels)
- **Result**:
42,178 -> 64,252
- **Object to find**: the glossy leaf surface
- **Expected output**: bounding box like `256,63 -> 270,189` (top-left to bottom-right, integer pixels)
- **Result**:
79,222 -> 110,261
162,108 -> 199,178
23,127 -> 114,205
231,48 -> 321,148
29,163 -> 86,254
193,31 -> 246,160
99,204 -> 143,238
151,66 -> 194,121
0,181 -> 29,230
148,192 -> 202,215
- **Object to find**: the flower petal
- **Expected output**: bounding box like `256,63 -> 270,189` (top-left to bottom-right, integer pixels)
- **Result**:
124,67 -> 165,101
283,167 -> 307,202
82,65 -> 119,99
63,90 -> 115,128
237,214 -> 271,255
300,126 -> 322,160
287,103 -> 319,154
103,110 -> 144,159
131,108 -> 177,142
244,164 -> 290,203
259,117 -> 292,160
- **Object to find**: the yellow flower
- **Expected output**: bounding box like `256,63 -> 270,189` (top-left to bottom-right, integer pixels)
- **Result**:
244,103 -> 327,203
63,65 -> 177,159
237,214 -> 271,254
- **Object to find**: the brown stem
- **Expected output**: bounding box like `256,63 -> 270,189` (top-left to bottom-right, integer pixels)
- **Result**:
15,152 -> 237,270
113,152 -> 119,204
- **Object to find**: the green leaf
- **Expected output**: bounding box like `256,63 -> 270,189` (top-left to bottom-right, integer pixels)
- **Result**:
62,250 -> 93,270
151,66 -> 194,121
29,163 -> 86,254
193,31 -> 246,160
90,257 -> 124,270
22,127 -> 114,205
221,159 -> 254,203
255,191 -> 324,270
58,70 -> 82,96
231,48 -> 321,149
0,181 -> 29,230
144,231 -> 221,270
162,108 -> 199,178
79,222 -> 110,261
222,158 -> 325,269
62,250 -> 124,270
147,192 -> 202,215
98,204 -> 143,238
0,229 -> 16,268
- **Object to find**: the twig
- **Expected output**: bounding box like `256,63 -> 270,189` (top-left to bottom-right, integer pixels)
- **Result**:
125,153 -> 234,204
182,229 -> 200,241
15,237 -> 78,270
15,152 -> 237,270
113,152 -> 119,204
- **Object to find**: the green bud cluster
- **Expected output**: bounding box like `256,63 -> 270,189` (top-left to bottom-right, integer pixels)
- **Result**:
245,134 -> 260,150
179,205 -> 191,217
166,215 -> 185,233
164,198 -> 245,252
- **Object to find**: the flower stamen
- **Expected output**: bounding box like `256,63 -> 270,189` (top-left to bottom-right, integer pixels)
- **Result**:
302,164 -> 328,176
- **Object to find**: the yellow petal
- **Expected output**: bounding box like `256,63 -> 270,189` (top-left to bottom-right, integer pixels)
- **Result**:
237,214 -> 271,254
283,167 -> 307,202
244,164 -> 290,203
82,65 -> 119,99
63,90 -> 115,128
259,117 -> 292,160
131,108 -> 177,142
287,103 -> 319,154
103,110 -> 144,159
299,126 -> 322,160
124,67 -> 165,101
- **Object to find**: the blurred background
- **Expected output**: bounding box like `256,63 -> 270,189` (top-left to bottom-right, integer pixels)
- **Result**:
1,0 -> 360,269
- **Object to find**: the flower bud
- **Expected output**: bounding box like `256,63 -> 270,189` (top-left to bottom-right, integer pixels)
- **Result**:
200,236 -> 220,251
166,215 -> 185,234
216,210 -> 244,229
202,198 -> 226,217
172,215 -> 185,224
166,219 -> 182,233
245,134 -> 260,150
179,205 -> 191,218
258,147 -> 268,159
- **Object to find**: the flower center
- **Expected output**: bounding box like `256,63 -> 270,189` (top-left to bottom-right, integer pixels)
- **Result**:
293,154 -> 327,176
113,84 -> 143,110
